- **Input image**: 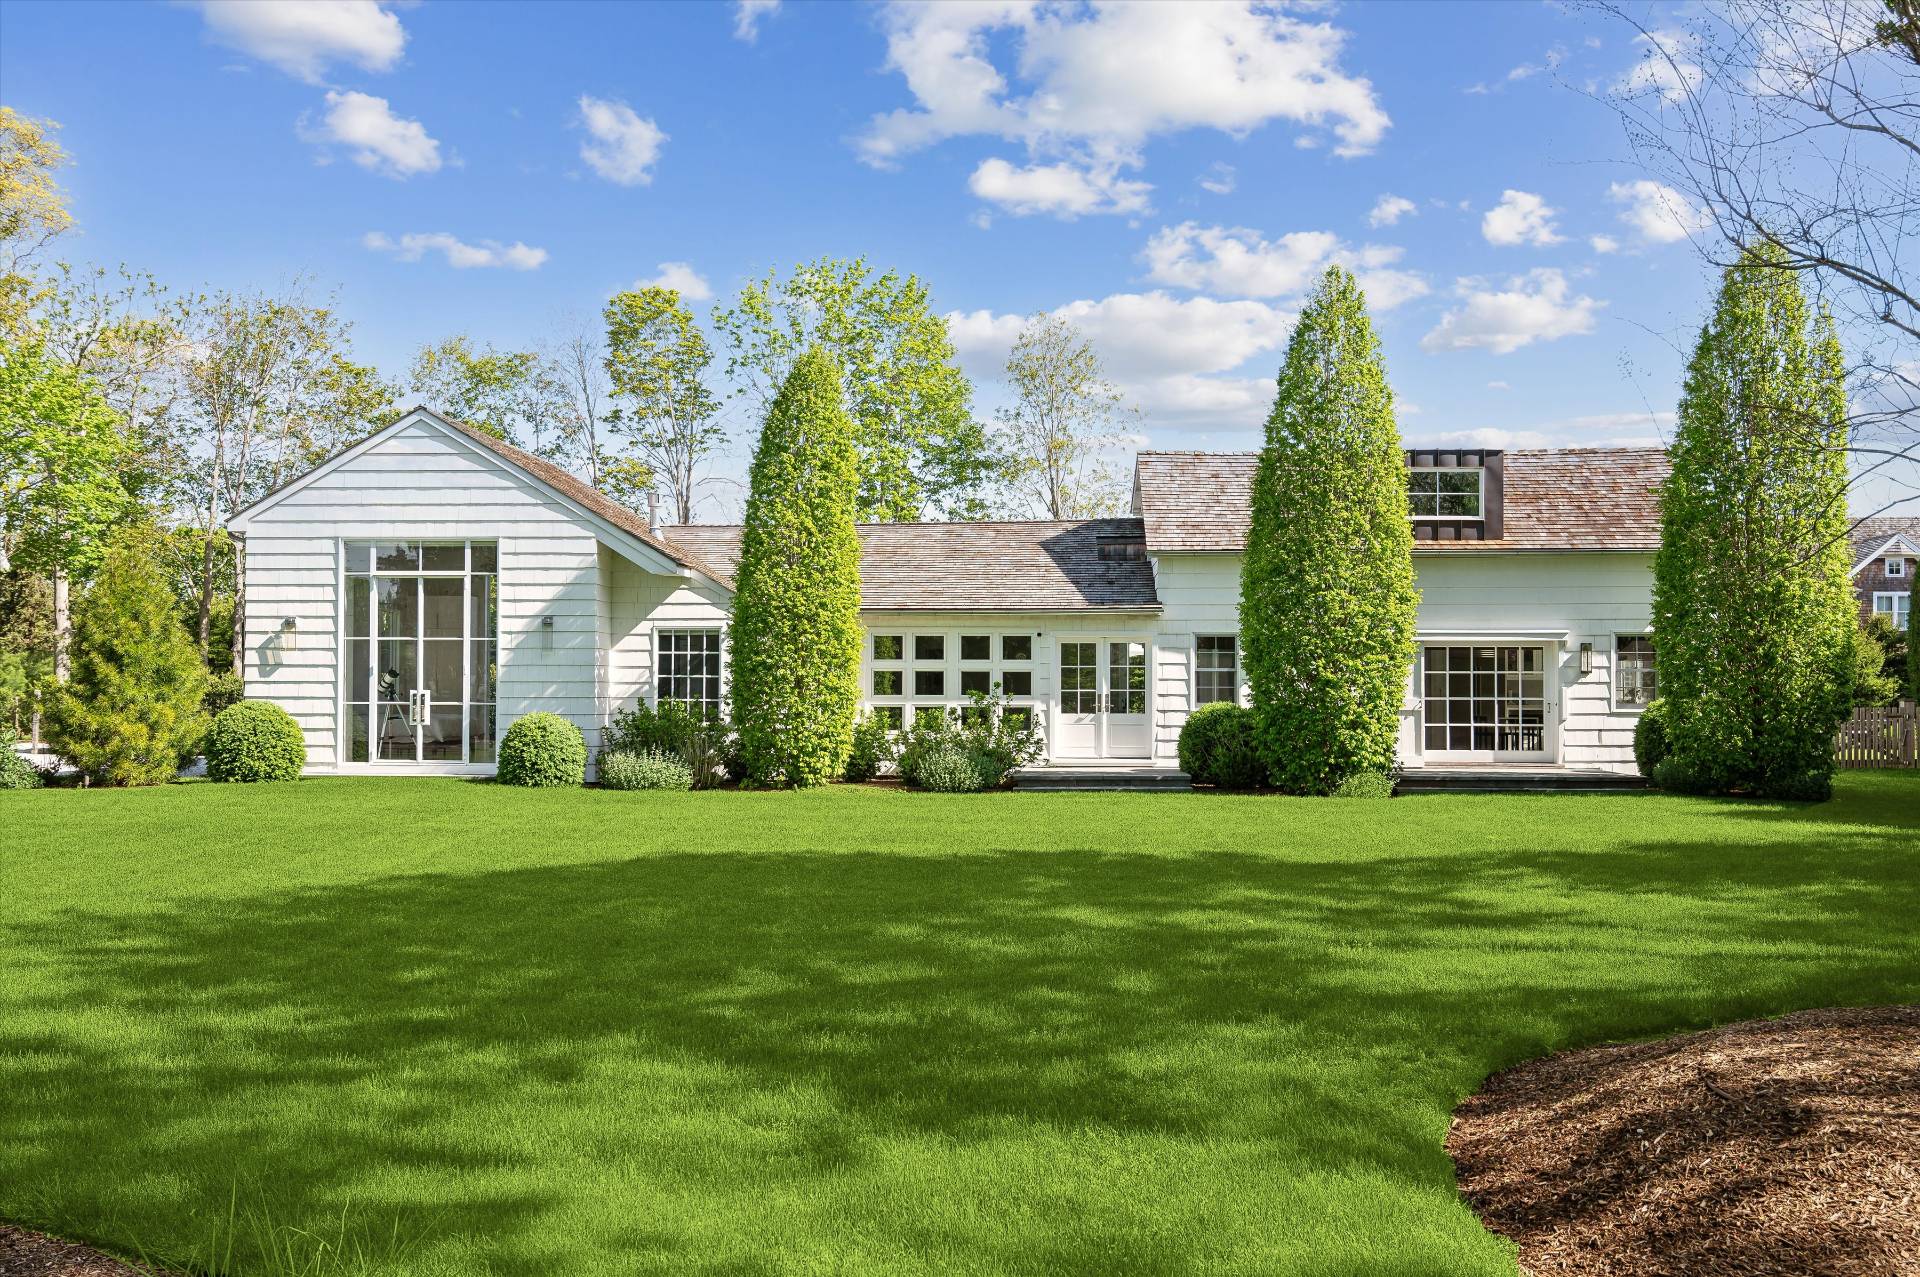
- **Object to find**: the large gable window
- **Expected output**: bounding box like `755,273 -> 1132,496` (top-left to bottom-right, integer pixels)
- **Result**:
657,629 -> 723,714
1408,469 -> 1482,519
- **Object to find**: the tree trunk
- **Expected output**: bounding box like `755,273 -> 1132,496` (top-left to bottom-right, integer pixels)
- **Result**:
52,567 -> 69,682
195,522 -> 216,657
231,532 -> 245,681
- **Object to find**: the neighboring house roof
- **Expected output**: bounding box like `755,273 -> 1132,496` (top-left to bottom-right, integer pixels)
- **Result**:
664,518 -> 1161,612
1132,447 -> 1671,553
1848,518 -> 1920,576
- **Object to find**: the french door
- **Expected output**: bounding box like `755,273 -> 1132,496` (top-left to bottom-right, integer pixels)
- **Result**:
1055,638 -> 1151,758
1420,644 -> 1551,762
344,541 -> 497,765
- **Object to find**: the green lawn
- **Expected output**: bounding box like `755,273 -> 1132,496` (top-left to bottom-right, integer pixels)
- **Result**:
3,776 -> 1917,1276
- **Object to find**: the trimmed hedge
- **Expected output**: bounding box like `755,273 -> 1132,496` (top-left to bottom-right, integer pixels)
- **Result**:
1177,703 -> 1264,790
1632,699 -> 1670,780
497,713 -> 587,788
204,701 -> 305,783
598,748 -> 694,792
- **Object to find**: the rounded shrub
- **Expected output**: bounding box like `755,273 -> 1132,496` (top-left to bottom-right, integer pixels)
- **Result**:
913,741 -> 985,793
598,748 -> 694,792
1632,699 -> 1670,780
1759,769 -> 1833,803
842,710 -> 897,782
1,739 -> 42,790
1330,770 -> 1394,799
1178,702 -> 1266,790
497,712 -> 587,788
204,701 -> 305,783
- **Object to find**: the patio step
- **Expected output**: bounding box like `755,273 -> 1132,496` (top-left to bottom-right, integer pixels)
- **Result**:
1013,766 -> 1192,791
1395,767 -> 1648,794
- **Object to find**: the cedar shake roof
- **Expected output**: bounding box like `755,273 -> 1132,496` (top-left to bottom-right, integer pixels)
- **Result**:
1849,517 -> 1920,571
425,410 -> 735,586
664,518 -> 1161,612
1133,447 -> 1671,553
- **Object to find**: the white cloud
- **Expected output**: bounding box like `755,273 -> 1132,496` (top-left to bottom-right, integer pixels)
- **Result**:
1480,189 -> 1563,247
733,0 -> 779,43
1142,223 -> 1429,309
1198,162 -> 1237,195
303,90 -> 441,178
192,0 -> 405,83
363,231 -> 547,271
948,289 -> 1296,429
577,95 -> 666,186
969,157 -> 1151,218
1590,234 -> 1620,254
1368,194 -> 1416,227
1608,179 -> 1711,244
1420,269 -> 1603,355
1487,380 -> 1511,391
1427,427 -> 1553,449
638,261 -> 712,301
859,1 -> 1387,217
1616,29 -> 1702,104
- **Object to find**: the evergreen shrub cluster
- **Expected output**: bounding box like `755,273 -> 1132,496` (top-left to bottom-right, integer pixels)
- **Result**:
204,700 -> 305,783
1177,703 -> 1264,790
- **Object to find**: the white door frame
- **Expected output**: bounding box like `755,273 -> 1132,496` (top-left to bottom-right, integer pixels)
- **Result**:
1414,638 -> 1560,764
1050,634 -> 1153,760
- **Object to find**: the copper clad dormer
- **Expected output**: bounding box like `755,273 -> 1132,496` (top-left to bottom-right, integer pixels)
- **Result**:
1405,448 -> 1504,542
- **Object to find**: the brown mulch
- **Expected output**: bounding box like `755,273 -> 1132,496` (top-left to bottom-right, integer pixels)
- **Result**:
0,1226 -> 164,1277
1447,1005 -> 1920,1277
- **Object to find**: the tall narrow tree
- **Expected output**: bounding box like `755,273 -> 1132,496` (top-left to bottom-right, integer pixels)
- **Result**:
1653,243 -> 1857,796
1241,265 -> 1418,794
728,346 -> 863,786
995,313 -> 1132,518
602,286 -> 725,524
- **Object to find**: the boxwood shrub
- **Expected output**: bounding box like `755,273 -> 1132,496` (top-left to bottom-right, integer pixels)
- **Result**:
598,748 -> 694,792
1632,699 -> 1670,780
204,701 -> 305,783
497,712 -> 587,788
1177,703 -> 1265,790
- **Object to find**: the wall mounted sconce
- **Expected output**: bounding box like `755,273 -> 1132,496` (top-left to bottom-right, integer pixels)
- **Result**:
278,617 -> 298,651
541,614 -> 554,650
1578,642 -> 1593,676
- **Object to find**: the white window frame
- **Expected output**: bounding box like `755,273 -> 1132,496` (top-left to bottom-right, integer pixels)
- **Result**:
1873,591 -> 1912,627
1408,467 -> 1485,520
859,626 -> 1043,733
654,627 -> 725,715
1612,632 -> 1657,711
1888,556 -> 1908,578
1193,634 -> 1241,707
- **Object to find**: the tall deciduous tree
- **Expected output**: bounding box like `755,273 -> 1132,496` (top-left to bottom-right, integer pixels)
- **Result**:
407,335 -> 567,456
1653,244 -> 1858,795
728,346 -> 863,786
714,257 -> 995,521
0,340 -> 129,679
0,106 -> 72,338
603,286 -> 725,525
551,318 -> 612,490
44,527 -> 208,786
995,313 -> 1132,518
1241,266 -> 1418,794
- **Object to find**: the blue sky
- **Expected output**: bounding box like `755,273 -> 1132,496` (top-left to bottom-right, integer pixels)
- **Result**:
1,0 -> 1806,515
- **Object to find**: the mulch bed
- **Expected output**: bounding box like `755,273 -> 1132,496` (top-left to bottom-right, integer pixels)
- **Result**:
0,1225 -> 162,1277
1447,1005 -> 1920,1276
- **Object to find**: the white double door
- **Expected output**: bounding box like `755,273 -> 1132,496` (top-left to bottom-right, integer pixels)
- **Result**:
1055,638 -> 1151,759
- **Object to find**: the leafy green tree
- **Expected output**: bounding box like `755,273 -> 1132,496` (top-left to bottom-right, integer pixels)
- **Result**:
1241,266 -> 1418,795
603,286 -> 726,524
44,528 -> 208,785
1652,243 -> 1858,795
407,335 -> 566,454
0,338 -> 129,678
728,346 -> 863,786
1853,613 -> 1904,706
995,313 -> 1132,518
714,257 -> 995,521
0,567 -> 53,736
0,106 -> 71,339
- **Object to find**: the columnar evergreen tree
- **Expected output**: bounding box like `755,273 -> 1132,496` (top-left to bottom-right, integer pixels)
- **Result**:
729,346 -> 863,786
1241,265 -> 1418,794
1652,243 -> 1857,795
44,528 -> 207,785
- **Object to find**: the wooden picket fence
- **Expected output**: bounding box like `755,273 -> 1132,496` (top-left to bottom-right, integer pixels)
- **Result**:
1835,701 -> 1920,769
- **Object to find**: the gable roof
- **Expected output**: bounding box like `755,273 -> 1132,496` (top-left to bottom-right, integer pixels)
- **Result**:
1132,447 -> 1671,553
663,518 -> 1159,612
227,407 -> 732,587
1849,517 -> 1920,575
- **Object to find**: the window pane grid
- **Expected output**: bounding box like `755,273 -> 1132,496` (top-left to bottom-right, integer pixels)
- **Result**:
1408,469 -> 1483,518
657,629 -> 723,714
1616,636 -> 1656,704
343,542 -> 495,764
1196,635 -> 1237,705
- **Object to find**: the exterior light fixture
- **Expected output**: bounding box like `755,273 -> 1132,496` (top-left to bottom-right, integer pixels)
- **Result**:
278,617 -> 298,651
1578,642 -> 1593,675
541,614 -> 554,650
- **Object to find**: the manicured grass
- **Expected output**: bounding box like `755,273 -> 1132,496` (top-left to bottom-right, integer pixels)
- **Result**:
3,776 -> 1917,1276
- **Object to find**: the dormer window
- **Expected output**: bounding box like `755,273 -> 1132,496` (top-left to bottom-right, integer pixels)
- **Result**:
1408,469 -> 1482,519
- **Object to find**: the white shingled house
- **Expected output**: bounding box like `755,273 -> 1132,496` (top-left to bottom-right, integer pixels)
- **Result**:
228,406 -> 1671,777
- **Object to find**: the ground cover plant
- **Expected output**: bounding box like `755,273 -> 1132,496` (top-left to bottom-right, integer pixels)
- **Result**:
2,774 -> 1916,1275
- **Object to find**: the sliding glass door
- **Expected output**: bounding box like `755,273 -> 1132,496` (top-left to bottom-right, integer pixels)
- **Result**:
344,541 -> 497,765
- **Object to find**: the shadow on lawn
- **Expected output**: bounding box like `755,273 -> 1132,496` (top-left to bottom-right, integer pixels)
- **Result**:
4,795 -> 1918,1275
